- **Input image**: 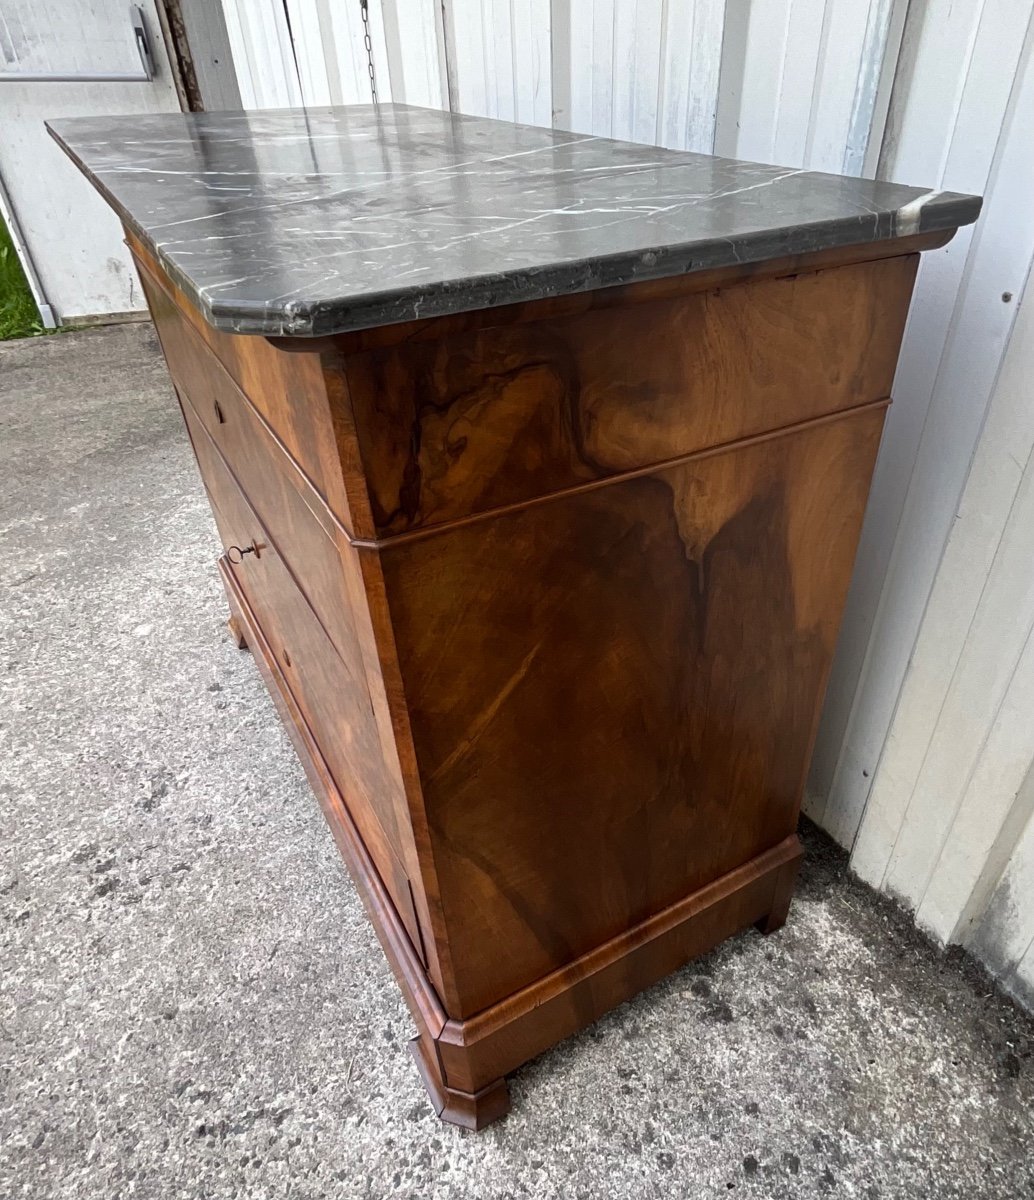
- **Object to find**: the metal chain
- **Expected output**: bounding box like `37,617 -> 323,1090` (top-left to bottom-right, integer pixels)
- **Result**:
360,0 -> 378,103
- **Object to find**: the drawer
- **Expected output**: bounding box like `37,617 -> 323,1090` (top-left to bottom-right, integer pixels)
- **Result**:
149,286 -> 368,685
179,398 -> 424,954
179,379 -> 369,685
345,254 -> 918,536
134,245 -> 352,527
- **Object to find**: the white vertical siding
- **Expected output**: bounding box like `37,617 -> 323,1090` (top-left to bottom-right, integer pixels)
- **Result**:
444,0 -> 488,115
713,0 -> 901,172
222,0 -> 447,109
970,799 -> 1034,1009
810,1 -> 1034,849
446,0 -> 551,122
222,0 -> 301,108
220,0 -> 889,167
556,0 -> 723,149
872,264 -> 1034,929
716,0 -> 829,164
283,1 -> 336,105
378,0 -> 448,108
657,1 -> 725,151
558,0 -> 617,135
612,0 -> 666,144
843,19 -> 1034,906
300,1 -> 373,105
806,2 -> 1034,1007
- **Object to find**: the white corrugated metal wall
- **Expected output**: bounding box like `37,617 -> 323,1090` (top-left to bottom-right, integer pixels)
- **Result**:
222,0 -> 1034,1007
843,1 -> 1034,1010
221,1 -> 905,166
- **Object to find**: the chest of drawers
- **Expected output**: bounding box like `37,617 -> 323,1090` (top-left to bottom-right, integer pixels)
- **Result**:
50,104 -> 980,1128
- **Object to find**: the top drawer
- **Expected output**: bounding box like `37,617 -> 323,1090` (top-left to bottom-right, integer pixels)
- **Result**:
133,245 -> 358,532
345,254 -> 918,537
141,266 -> 371,684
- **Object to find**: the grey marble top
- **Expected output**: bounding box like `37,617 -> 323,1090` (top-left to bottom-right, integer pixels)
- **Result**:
48,104 -> 981,338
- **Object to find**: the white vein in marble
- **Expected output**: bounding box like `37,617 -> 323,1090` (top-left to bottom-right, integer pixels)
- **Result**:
48,104 -> 982,338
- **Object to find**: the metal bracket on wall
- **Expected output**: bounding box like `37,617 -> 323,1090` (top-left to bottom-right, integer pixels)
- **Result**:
0,5 -> 155,83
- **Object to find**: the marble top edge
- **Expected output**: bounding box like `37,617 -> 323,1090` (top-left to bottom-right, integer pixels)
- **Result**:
47,104 -> 982,338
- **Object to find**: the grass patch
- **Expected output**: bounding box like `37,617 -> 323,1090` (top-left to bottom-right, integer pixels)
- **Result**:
1,215 -> 45,340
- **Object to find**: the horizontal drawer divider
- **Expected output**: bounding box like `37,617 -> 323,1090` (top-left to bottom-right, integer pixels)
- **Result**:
354,394 -> 892,551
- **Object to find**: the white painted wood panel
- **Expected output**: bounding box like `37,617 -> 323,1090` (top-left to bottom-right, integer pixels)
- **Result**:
613,0 -> 665,144
793,1 -> 1034,1012
446,0 -> 550,123
713,0 -> 900,173
285,0 -> 336,105
870,256 -> 1034,933
809,0 -> 884,171
380,0 -> 447,108
220,0 -> 894,174
587,0 -> 616,136
883,391 -> 1034,917
0,0 -> 182,319
312,0 -> 373,105
968,803 -> 1034,1010
222,0 -> 447,111
230,0 -> 737,149
560,0 -> 615,135
657,0 -> 724,152
174,0 -> 243,111
808,0 -> 1034,851
557,0 -> 723,149
718,0 -> 826,165
222,0 -> 301,108
923,626 -> 1034,943
444,0 -> 488,116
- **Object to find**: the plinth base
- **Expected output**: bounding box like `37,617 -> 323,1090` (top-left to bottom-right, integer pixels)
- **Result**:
410,1036 -> 510,1130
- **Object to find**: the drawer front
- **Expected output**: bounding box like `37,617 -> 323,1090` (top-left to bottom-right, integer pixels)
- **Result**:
178,399 -> 423,951
346,254 -> 917,537
149,279 -> 368,685
133,243 -> 356,529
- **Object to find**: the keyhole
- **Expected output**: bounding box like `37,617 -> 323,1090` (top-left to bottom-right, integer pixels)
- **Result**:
282,648 -> 292,668
214,399 -> 225,424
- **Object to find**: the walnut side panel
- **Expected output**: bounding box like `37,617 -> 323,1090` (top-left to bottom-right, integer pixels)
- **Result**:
380,405 -> 887,1016
435,834 -> 802,1095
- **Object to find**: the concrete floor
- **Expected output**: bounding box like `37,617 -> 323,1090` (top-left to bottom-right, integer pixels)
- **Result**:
1,323 -> 1033,1200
